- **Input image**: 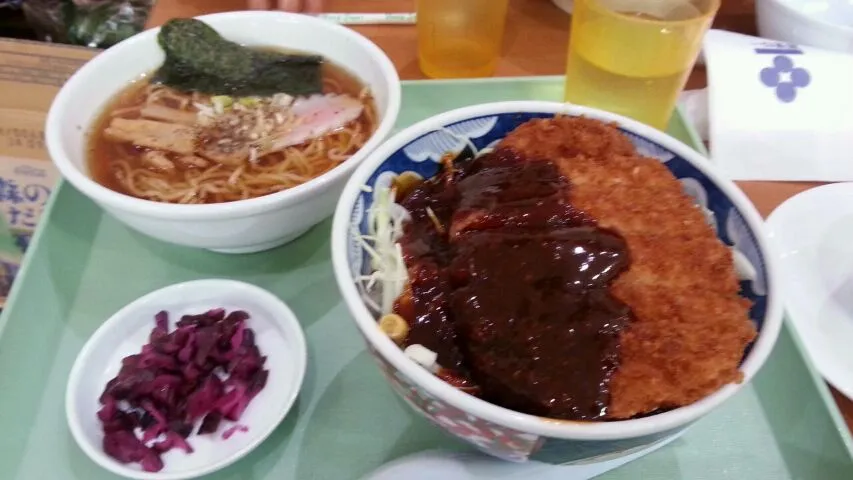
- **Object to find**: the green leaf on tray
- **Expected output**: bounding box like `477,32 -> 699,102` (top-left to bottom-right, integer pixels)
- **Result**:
153,18 -> 323,97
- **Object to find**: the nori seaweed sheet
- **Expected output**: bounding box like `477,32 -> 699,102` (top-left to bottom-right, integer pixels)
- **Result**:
153,18 -> 323,96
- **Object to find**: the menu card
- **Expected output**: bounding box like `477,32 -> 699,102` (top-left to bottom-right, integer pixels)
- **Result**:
0,38 -> 94,305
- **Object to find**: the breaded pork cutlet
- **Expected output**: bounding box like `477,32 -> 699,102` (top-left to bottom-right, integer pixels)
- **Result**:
499,116 -> 757,418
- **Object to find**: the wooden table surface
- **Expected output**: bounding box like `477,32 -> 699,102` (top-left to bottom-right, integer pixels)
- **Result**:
147,0 -> 853,432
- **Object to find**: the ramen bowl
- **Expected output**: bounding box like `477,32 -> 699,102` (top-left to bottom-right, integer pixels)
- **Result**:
46,11 -> 400,254
331,101 -> 782,463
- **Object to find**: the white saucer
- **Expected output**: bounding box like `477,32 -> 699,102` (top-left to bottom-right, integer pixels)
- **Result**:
363,430 -> 684,480
766,182 -> 853,399
66,279 -> 307,479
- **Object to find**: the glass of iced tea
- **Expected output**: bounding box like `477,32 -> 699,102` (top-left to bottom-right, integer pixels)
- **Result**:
564,0 -> 720,130
416,0 -> 510,79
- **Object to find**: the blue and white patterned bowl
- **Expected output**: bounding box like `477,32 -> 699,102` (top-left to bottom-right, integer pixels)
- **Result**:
330,102 -> 782,463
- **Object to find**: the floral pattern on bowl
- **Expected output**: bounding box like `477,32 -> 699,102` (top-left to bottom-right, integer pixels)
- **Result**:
343,110 -> 771,462
367,344 -> 540,462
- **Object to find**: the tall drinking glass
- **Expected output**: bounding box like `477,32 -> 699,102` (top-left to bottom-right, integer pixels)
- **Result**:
416,0 -> 510,79
564,0 -> 720,130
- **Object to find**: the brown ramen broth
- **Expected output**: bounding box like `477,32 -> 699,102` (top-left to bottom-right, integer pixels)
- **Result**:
88,61 -> 377,204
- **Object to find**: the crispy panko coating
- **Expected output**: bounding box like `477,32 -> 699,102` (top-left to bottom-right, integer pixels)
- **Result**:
499,116 -> 756,418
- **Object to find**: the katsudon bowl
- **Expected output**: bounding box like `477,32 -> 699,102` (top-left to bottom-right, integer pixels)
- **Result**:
46,11 -> 400,253
331,101 -> 782,463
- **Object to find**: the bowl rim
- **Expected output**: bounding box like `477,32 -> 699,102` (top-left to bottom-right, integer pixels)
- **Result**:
331,100 -> 784,441
65,278 -> 308,480
45,10 -> 401,221
760,0 -> 853,35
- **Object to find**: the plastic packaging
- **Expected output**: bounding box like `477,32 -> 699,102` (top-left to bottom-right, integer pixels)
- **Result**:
22,0 -> 154,48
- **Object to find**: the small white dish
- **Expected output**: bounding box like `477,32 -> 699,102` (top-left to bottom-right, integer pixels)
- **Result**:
766,183 -> 853,399
757,0 -> 853,53
66,279 -> 307,480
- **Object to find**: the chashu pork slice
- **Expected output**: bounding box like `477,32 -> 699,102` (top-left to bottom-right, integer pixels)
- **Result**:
104,118 -> 195,155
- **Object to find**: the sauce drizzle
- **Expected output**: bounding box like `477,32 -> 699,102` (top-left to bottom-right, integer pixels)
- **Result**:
395,148 -> 634,420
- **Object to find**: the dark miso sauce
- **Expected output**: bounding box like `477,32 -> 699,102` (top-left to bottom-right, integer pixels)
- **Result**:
394,148 -> 634,421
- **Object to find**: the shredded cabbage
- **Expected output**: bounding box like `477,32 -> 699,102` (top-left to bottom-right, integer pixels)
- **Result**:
355,186 -> 410,314
355,128 -> 482,314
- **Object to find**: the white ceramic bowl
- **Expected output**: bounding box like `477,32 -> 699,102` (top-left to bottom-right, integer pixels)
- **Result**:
331,101 -> 783,462
46,11 -> 401,254
66,279 -> 307,479
757,0 -> 853,53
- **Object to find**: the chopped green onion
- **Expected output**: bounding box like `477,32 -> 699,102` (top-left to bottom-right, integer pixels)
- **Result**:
238,97 -> 261,107
211,95 -> 233,114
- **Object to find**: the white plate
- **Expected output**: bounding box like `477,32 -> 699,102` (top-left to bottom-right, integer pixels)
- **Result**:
66,279 -> 307,480
766,182 -> 853,399
362,429 -> 684,480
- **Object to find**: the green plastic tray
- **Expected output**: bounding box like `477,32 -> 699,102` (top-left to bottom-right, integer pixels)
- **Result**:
1,77 -> 851,479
